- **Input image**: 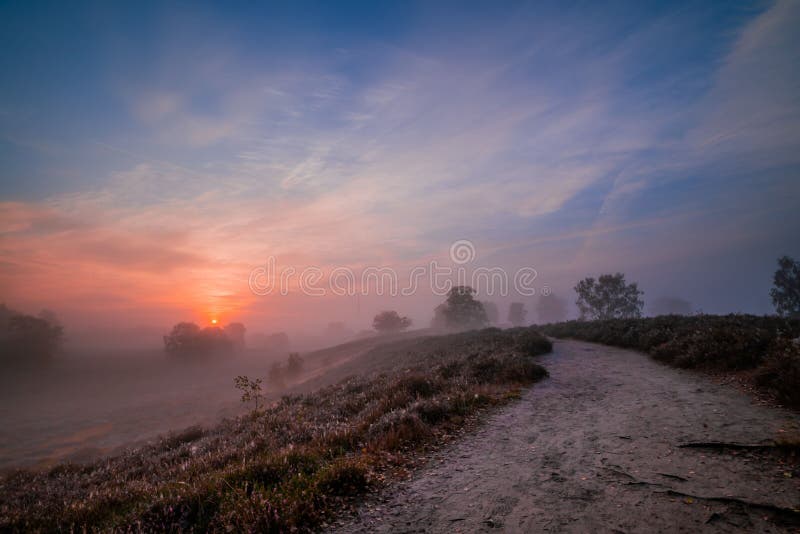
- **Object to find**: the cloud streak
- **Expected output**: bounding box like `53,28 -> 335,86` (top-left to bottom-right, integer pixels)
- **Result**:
1,1 -> 798,332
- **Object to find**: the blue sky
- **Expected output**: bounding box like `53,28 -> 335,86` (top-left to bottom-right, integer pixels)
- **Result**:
1,0 -> 799,331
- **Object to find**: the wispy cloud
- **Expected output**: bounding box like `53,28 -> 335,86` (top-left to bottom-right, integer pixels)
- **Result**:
1,1 -> 798,329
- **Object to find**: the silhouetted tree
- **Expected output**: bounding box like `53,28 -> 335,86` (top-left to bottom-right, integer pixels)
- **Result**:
37,309 -> 61,328
771,256 -> 800,318
286,352 -> 305,377
268,362 -> 286,389
482,301 -> 499,325
0,304 -> 63,363
574,273 -> 644,320
224,322 -> 246,351
163,322 -> 235,357
440,286 -> 488,330
508,302 -> 527,327
649,297 -> 692,316
234,376 -> 263,412
535,294 -> 568,324
163,322 -> 201,354
372,310 -> 412,333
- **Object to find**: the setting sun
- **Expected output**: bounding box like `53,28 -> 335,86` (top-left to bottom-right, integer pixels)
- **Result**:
1,1 -> 799,531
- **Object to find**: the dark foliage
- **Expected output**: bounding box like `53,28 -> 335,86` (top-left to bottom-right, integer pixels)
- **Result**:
439,286 -> 489,331
771,256 -> 800,318
372,310 -> 412,333
756,340 -> 800,408
513,327 -> 554,357
163,322 -> 240,357
539,314 -> 800,405
287,352 -> 305,377
0,304 -> 63,364
574,273 -> 644,320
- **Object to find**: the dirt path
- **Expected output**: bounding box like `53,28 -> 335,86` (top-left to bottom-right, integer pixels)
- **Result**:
334,339 -> 800,533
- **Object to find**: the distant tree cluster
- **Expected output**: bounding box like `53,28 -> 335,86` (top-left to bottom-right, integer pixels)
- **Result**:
372,310 -> 412,334
163,321 -> 246,357
0,304 -> 63,364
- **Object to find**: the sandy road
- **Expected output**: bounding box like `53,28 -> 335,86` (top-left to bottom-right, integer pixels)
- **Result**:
334,339 -> 800,533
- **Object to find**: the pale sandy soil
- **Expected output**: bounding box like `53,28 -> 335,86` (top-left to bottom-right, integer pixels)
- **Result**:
334,339 -> 800,533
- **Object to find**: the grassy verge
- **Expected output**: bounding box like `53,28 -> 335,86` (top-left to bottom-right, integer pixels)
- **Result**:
0,327 -> 550,532
538,314 -> 800,407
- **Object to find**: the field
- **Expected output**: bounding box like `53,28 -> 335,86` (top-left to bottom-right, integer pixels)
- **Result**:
0,328 -> 551,531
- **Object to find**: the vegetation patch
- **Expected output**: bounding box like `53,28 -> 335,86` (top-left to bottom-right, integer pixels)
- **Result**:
539,314 -> 800,406
0,327 -> 551,532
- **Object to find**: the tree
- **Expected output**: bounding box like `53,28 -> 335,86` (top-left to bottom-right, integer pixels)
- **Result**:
574,273 -> 644,320
0,305 -> 63,363
372,310 -> 412,333
38,309 -> 61,328
163,322 -> 235,357
234,375 -> 263,412
440,286 -> 488,331
535,294 -> 568,324
649,297 -> 692,316
224,322 -> 246,351
508,302 -> 527,327
771,256 -> 800,318
482,301 -> 499,325
163,322 -> 201,354
286,352 -> 305,377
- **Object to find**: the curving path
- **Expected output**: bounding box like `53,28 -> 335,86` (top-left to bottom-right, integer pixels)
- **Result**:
334,339 -> 800,533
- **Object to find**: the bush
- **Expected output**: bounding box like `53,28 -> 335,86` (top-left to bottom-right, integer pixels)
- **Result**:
513,327 -> 553,356
756,340 -> 800,408
539,314 -> 800,403
540,315 -> 800,370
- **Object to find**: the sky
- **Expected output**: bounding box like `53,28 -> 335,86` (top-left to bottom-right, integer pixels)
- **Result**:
1,0 -> 799,341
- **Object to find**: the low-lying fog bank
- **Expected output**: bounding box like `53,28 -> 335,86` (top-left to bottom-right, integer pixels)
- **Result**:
0,348 -> 289,469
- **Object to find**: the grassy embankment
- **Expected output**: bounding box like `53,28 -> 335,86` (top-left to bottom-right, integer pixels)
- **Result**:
539,314 -> 800,407
0,327 -> 551,532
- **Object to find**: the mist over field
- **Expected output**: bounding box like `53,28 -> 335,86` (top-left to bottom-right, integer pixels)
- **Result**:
1,1 -> 799,531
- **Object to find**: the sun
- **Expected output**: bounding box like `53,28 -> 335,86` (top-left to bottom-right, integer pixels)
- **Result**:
211,319 -> 218,325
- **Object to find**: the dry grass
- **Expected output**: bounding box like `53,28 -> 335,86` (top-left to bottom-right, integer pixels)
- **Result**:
0,327 -> 551,532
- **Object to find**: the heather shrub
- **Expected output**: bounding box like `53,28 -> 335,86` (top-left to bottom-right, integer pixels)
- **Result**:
756,340 -> 800,408
314,457 -> 370,496
513,327 -> 553,356
539,314 -> 800,404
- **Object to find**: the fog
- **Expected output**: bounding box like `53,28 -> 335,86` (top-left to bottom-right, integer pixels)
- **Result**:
1,0 -> 799,474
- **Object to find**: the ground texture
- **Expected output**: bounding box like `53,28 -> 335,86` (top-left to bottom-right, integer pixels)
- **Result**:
335,339 -> 800,533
